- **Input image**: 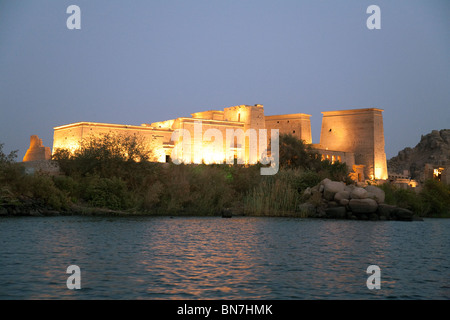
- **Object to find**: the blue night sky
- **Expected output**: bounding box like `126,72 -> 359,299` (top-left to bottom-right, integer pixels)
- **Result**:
0,0 -> 449,160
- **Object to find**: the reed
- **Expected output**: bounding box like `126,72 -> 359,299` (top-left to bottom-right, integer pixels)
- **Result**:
243,169 -> 303,216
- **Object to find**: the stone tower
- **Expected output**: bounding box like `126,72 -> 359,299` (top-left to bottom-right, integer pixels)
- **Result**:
318,108 -> 388,180
23,135 -> 52,162
223,104 -> 266,163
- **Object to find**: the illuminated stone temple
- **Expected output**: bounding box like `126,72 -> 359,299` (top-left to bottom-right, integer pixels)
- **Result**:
49,104 -> 389,181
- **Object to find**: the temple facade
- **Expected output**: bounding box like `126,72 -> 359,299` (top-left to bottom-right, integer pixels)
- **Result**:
47,104 -> 389,180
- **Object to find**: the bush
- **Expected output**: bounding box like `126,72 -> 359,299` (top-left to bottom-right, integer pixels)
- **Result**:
420,179 -> 450,217
379,180 -> 450,217
316,160 -> 349,182
52,132 -> 153,178
297,170 -> 321,191
278,134 -> 319,170
29,174 -> 70,210
82,176 -> 133,210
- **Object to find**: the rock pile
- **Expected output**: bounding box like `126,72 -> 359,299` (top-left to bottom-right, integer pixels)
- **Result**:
299,178 -> 422,221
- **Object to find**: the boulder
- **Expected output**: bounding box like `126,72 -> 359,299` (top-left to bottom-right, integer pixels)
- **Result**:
323,180 -> 346,201
339,198 -> 349,206
334,190 -> 350,202
350,187 -> 368,199
393,207 -> 414,221
325,206 -> 347,219
344,185 -> 355,192
303,187 -> 312,198
369,213 -> 379,220
298,203 -> 316,217
0,206 -> 7,216
377,203 -> 397,219
349,198 -> 378,214
311,185 -> 321,197
365,185 -> 385,203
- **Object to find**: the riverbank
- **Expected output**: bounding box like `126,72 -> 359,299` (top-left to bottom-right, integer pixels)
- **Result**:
1,148 -> 449,219
0,194 -> 424,221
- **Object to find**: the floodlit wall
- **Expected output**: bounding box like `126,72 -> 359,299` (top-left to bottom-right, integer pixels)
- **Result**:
52,122 -> 171,162
319,108 -> 388,180
265,113 -> 312,144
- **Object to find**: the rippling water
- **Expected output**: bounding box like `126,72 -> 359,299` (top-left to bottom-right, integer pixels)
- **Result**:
0,216 -> 449,299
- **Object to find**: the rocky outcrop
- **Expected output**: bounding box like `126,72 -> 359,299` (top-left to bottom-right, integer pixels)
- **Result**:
299,179 -> 422,221
388,129 -> 450,179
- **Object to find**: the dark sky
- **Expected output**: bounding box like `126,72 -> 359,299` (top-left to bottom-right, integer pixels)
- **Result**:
1,0 -> 449,161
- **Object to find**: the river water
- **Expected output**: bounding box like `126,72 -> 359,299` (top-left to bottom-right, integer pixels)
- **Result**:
0,216 -> 449,300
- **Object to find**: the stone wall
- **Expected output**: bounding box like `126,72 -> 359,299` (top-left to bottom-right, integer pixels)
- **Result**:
53,122 -> 171,162
265,113 -> 312,144
170,117 -> 245,164
22,160 -> 61,176
319,108 -> 388,180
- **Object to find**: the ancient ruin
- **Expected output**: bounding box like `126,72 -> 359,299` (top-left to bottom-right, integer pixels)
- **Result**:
23,135 -> 51,162
51,104 -> 388,181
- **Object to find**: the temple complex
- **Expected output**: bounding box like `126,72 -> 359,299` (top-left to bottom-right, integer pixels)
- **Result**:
28,104 -> 389,181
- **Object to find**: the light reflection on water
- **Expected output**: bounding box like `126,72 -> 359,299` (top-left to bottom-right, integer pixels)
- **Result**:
0,216 -> 449,299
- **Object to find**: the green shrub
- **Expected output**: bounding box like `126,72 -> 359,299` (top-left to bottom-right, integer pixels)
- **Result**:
82,176 -> 133,210
316,160 -> 349,182
394,188 -> 425,215
28,174 -> 70,210
378,181 -> 450,217
52,132 -> 153,178
420,179 -> 450,217
278,134 -> 320,170
379,183 -> 396,205
297,170 -> 321,191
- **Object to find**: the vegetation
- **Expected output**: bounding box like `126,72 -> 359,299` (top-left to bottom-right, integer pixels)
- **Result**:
1,133 -> 449,217
379,180 -> 450,217
0,143 -> 69,211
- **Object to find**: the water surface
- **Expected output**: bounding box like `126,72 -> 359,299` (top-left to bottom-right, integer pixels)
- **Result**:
0,216 -> 449,299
